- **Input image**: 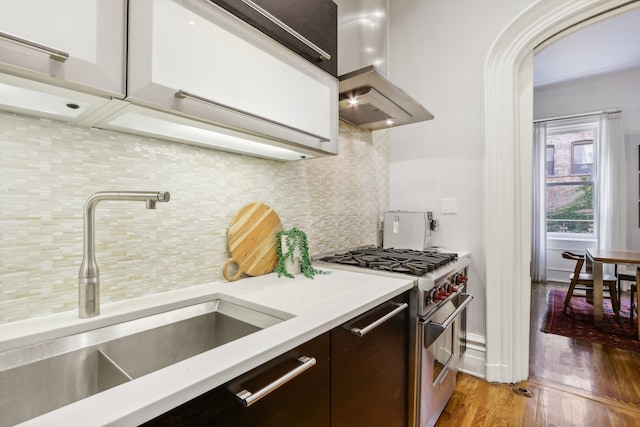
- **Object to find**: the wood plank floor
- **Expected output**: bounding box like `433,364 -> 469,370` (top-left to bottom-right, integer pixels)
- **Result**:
435,281 -> 640,426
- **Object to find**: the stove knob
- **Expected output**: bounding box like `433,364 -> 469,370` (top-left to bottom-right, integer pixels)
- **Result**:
434,287 -> 448,301
446,282 -> 458,293
441,283 -> 452,297
456,274 -> 468,284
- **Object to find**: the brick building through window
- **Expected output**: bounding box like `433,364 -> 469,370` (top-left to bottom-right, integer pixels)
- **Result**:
545,123 -> 597,235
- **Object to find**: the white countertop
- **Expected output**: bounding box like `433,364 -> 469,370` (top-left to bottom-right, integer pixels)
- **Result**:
3,268 -> 414,427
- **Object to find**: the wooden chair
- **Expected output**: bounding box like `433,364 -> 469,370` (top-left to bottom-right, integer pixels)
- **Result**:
617,265 -> 638,324
562,251 -> 620,322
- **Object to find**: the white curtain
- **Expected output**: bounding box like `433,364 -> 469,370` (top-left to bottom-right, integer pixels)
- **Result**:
531,122 -> 547,282
598,112 -> 627,252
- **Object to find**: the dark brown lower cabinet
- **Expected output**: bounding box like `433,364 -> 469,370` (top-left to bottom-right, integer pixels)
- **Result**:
141,291 -> 409,427
330,291 -> 410,427
141,332 -> 330,427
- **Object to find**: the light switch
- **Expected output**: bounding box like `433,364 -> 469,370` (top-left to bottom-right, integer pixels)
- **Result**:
441,198 -> 457,214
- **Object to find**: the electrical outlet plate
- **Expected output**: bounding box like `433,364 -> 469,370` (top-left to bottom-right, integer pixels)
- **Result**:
441,198 -> 457,214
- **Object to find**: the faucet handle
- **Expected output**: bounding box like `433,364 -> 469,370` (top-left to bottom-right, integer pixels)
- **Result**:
146,192 -> 170,209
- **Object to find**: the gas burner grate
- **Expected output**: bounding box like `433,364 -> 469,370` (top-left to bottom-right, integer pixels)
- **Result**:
318,246 -> 458,276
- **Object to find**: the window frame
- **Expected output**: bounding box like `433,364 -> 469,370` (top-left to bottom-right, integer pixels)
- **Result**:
545,144 -> 555,176
571,139 -> 594,176
544,119 -> 599,240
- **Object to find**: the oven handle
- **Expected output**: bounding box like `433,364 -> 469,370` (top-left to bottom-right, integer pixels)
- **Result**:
424,293 -> 473,348
348,302 -> 408,337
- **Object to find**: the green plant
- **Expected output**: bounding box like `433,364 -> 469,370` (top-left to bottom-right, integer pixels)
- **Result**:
274,227 -> 329,279
547,176 -> 594,233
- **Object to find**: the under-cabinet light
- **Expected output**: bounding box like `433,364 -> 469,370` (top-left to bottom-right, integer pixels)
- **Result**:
100,107 -> 314,161
0,82 -> 90,119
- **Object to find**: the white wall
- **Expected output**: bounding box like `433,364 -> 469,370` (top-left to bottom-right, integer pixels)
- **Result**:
534,66 -> 640,251
534,66 -> 640,134
385,0 -> 535,362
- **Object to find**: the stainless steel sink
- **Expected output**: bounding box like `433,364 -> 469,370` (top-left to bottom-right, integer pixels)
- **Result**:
0,297 -> 287,426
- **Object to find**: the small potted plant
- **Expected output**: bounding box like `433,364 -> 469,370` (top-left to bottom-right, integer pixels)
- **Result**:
274,227 -> 329,279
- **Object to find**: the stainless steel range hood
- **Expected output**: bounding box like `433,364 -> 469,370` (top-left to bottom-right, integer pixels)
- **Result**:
338,65 -> 434,130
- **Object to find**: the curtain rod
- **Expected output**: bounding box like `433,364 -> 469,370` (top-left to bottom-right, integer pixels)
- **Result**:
534,109 -> 621,124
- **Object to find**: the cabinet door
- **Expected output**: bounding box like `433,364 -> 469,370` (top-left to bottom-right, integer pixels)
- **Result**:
142,332 -> 330,427
0,0 -> 126,96
128,0 -> 338,156
209,0 -> 337,77
331,292 -> 410,427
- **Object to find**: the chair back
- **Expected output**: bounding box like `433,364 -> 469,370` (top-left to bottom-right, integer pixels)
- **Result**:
615,264 -> 637,282
561,251 -> 585,279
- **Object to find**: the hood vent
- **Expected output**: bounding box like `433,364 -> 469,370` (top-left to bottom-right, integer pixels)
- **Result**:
338,65 -> 434,130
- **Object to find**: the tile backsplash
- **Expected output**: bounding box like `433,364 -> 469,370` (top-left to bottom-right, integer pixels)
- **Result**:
0,112 -> 389,323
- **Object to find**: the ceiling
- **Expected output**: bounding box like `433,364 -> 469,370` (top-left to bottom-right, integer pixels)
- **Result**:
534,6 -> 640,87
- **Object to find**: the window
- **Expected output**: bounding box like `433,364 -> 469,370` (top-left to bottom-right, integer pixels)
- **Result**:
572,141 -> 593,175
546,145 -> 554,176
546,178 -> 594,233
545,122 -> 597,235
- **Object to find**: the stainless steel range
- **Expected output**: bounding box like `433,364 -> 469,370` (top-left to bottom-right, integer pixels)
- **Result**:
316,245 -> 473,427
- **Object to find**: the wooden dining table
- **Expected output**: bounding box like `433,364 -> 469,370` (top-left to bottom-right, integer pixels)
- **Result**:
586,248 -> 640,339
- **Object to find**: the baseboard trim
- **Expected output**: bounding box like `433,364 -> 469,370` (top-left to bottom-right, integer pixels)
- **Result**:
460,332 -> 486,378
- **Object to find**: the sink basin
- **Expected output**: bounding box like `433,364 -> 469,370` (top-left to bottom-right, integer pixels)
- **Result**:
0,297 -> 287,426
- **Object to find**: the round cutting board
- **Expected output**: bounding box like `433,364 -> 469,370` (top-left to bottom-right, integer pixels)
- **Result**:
223,202 -> 283,282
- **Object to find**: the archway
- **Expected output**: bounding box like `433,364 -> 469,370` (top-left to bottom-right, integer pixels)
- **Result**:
483,0 -> 639,382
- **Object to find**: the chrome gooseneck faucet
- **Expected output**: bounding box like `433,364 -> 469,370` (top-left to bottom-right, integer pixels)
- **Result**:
79,191 -> 171,318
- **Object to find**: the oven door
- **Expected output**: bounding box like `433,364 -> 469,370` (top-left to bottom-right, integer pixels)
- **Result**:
418,293 -> 473,427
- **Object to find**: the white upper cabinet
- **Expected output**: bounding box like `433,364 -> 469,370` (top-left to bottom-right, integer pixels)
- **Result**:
0,0 -> 337,160
0,0 -> 126,97
125,0 -> 338,157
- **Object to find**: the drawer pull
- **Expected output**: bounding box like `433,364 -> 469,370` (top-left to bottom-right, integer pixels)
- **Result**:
0,31 -> 69,62
175,89 -> 329,142
348,302 -> 408,337
240,0 -> 331,61
235,356 -> 316,407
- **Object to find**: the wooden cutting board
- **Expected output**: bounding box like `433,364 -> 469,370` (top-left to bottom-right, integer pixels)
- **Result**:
223,202 -> 283,282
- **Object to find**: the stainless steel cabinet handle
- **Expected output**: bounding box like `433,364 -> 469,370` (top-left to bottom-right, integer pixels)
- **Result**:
240,0 -> 331,61
348,302 -> 408,337
175,89 -> 329,142
235,356 -> 316,407
425,293 -> 473,348
0,31 -> 69,62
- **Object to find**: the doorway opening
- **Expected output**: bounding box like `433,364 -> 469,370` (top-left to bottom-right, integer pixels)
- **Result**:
484,0 -> 640,383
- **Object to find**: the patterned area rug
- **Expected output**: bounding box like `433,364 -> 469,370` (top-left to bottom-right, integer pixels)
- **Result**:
541,289 -> 640,352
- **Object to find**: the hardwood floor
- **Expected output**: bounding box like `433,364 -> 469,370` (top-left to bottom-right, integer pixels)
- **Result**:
436,281 -> 640,426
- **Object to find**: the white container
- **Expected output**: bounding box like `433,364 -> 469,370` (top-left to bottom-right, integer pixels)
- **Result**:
281,235 -> 301,275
